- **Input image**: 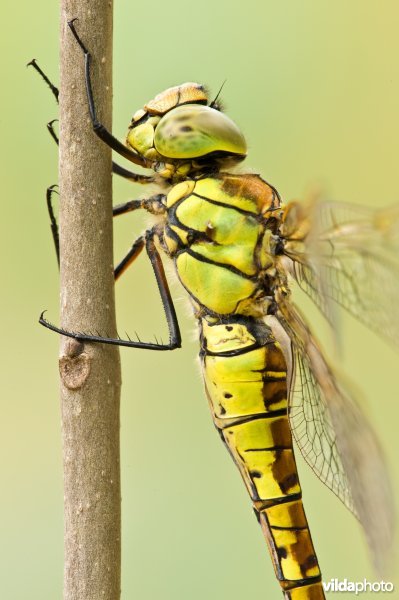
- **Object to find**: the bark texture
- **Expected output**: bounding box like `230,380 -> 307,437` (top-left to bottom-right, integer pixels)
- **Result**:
59,2 -> 121,599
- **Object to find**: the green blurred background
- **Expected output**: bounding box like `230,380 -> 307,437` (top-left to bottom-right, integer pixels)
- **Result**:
2,1 -> 398,598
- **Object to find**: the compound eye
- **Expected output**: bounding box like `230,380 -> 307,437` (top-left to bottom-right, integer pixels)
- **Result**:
154,104 -> 247,160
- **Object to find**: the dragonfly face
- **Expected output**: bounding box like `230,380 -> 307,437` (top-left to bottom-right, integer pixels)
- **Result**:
126,83 -> 247,180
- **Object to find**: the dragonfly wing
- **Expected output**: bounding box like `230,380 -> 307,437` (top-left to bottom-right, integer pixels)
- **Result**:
281,200 -> 399,349
277,296 -> 394,574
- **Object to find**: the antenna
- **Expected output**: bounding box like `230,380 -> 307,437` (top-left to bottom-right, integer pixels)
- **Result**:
209,79 -> 227,109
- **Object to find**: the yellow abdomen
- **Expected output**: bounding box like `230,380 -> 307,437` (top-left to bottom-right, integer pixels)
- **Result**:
199,316 -> 325,599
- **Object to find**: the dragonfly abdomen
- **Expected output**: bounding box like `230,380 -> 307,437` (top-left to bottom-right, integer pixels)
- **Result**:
200,316 -> 325,599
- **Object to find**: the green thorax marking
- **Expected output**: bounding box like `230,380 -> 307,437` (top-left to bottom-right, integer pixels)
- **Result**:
163,173 -> 282,317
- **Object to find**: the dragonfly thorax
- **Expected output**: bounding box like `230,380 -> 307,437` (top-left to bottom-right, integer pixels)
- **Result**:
163,174 -> 284,318
125,82 -> 247,182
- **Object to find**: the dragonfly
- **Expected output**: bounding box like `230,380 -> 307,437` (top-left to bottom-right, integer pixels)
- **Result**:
34,19 -> 397,600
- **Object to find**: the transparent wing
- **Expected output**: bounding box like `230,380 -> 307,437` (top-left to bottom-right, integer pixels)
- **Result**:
277,295 -> 394,573
290,344 -> 354,511
281,199 -> 399,348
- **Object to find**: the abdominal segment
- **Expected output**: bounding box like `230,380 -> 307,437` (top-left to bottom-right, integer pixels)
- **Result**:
200,317 -> 325,599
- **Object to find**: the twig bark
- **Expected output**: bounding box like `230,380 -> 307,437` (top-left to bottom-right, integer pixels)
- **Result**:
59,2 -> 121,599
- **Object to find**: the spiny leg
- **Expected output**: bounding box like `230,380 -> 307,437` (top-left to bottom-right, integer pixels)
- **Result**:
50,197 -> 154,287
47,120 -> 153,183
27,59 -> 59,102
114,236 -> 145,281
145,229 -> 182,348
44,195 -> 143,267
68,18 -> 149,168
113,194 -> 166,217
40,226 -> 181,350
111,162 -> 155,184
47,119 -> 59,145
112,193 -> 167,277
28,59 -> 154,183
46,185 -> 60,267
47,190 -> 165,268
45,193 -> 144,271
31,51 -> 177,349
32,60 -> 157,266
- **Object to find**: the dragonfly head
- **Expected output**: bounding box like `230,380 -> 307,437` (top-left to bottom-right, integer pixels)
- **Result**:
126,82 -> 247,180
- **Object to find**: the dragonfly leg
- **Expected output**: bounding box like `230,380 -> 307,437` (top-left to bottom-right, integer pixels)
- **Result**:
47,118 -> 152,182
27,61 -> 60,146
45,185 -> 139,268
46,185 -> 60,267
47,119 -> 59,145
113,193 -> 165,218
114,235 -> 145,281
111,162 -> 155,184
113,193 -> 167,278
111,226 -> 181,346
46,187 -> 165,270
40,226 -> 181,350
68,18 -> 149,169
29,58 -> 154,183
144,227 -> 182,348
27,59 -> 59,102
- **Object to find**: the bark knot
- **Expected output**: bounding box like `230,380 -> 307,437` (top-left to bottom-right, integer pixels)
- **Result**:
59,339 -> 91,389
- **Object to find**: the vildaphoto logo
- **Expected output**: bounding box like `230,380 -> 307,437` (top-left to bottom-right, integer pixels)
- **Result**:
323,579 -> 394,594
